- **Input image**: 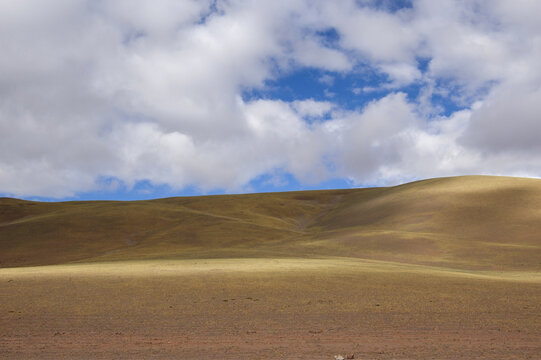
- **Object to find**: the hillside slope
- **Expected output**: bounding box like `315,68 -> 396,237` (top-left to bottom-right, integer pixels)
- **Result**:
305,176 -> 541,269
1,176 -> 541,270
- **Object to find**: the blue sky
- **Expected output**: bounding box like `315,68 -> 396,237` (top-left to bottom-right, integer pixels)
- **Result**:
2,0 -> 541,201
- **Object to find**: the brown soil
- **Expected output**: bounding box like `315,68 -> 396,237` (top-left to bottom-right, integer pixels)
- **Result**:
1,261 -> 540,359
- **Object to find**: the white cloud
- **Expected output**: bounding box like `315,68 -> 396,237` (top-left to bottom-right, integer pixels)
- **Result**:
1,0 -> 541,198
318,74 -> 335,86
460,82 -> 541,152
378,62 -> 422,86
324,1 -> 419,64
292,99 -> 333,118
339,92 -> 420,181
292,38 -> 352,71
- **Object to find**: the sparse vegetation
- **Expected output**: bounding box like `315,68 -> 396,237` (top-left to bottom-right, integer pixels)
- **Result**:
2,175 -> 541,271
1,175 -> 540,359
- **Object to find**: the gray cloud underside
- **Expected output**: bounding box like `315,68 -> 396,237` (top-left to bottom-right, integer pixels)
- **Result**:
1,0 -> 541,197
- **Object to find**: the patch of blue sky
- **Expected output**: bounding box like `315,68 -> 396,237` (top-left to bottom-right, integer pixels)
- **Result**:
12,173 -> 359,201
15,178 -> 174,202
197,0 -> 222,25
242,63 -> 464,122
416,57 -> 431,73
77,177 -> 234,201
314,27 -> 340,48
243,66 -> 394,112
358,0 -> 413,13
245,171 -> 355,194
428,77 -> 482,117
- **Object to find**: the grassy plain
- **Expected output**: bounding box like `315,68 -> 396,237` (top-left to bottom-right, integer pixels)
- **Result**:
1,176 -> 541,358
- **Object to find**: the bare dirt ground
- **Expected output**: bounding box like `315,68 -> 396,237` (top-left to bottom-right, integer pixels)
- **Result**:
1,259 -> 540,359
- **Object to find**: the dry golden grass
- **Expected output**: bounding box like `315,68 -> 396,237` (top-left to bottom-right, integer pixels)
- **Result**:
1,175 -> 541,358
0,188 -> 352,267
2,175 -> 541,270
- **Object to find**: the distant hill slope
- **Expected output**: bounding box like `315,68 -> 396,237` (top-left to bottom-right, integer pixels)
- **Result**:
1,176 -> 541,270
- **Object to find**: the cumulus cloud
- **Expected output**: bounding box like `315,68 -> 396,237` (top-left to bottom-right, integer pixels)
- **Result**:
338,92 -> 420,181
1,0 -> 541,198
460,82 -> 541,153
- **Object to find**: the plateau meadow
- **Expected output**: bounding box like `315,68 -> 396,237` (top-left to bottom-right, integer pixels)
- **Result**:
1,176 -> 540,359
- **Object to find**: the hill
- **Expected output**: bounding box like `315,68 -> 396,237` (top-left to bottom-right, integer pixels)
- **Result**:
2,175 -> 541,359
1,175 -> 541,270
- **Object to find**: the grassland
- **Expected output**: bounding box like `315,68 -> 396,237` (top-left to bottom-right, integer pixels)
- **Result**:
1,175 -> 541,359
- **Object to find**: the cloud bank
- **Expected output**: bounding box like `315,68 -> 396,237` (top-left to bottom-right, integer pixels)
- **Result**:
1,0 -> 541,197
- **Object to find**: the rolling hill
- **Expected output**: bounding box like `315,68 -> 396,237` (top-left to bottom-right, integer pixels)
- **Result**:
1,175 -> 541,270
2,175 -> 541,359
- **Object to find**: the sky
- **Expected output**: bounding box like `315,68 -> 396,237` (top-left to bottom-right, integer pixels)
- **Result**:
1,0 -> 541,201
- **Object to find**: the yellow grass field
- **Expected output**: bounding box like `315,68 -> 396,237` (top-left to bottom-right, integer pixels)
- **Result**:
1,176 -> 541,359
